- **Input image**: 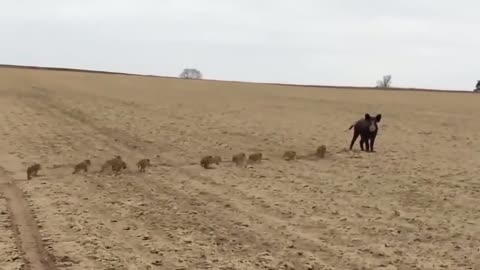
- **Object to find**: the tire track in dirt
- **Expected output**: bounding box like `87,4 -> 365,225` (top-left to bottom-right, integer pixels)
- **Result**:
0,195 -> 23,270
0,99 -> 177,269
0,95 -> 58,270
0,167 -> 57,270
7,94 -> 276,268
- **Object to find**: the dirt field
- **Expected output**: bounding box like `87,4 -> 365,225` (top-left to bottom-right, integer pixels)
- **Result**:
0,67 -> 478,270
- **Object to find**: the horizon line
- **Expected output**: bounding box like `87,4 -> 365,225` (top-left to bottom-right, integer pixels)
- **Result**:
0,63 -> 475,94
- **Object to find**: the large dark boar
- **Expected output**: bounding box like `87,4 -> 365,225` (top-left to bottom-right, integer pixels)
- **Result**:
348,113 -> 382,152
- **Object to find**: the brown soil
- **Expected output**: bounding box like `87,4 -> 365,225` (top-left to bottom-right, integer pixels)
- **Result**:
0,66 -> 478,270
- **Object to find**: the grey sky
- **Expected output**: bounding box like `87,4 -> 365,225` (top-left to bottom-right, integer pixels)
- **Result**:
1,0 -> 478,90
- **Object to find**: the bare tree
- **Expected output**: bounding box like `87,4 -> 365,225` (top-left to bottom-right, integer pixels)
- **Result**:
376,75 -> 392,88
179,68 -> 202,79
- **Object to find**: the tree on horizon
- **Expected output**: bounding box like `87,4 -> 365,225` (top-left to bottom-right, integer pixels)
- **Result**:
376,75 -> 392,88
179,68 -> 202,80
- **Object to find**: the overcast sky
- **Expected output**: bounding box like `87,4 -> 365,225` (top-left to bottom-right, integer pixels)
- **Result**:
0,0 -> 478,90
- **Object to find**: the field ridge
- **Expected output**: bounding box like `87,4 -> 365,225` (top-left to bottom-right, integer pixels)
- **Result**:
0,63 -> 474,94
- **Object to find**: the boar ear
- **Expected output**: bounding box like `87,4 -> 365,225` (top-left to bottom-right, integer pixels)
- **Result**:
364,113 -> 371,120
375,114 -> 382,122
